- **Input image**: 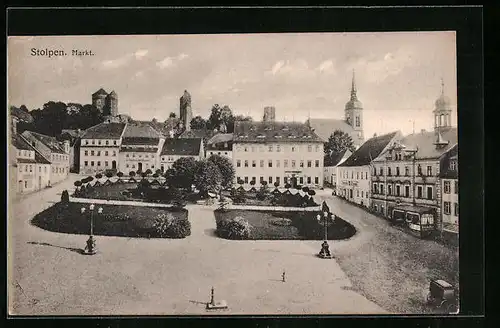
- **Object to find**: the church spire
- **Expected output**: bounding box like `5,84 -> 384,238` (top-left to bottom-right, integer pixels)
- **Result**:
350,69 -> 357,100
441,77 -> 445,96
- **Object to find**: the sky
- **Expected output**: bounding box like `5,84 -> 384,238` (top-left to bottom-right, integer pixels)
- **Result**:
8,32 -> 457,138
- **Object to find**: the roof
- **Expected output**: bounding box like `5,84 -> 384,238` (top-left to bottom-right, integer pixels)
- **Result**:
92,88 -> 108,96
233,121 -> 323,143
22,131 -> 66,154
81,122 -> 126,139
339,131 -> 400,167
61,129 -> 83,137
10,106 -> 34,123
12,134 -> 33,151
35,151 -> 51,164
307,118 -> 358,143
439,144 -> 458,179
17,158 -> 37,163
147,118 -> 180,136
400,128 -> 457,160
179,128 -> 215,140
324,149 -> 351,167
207,133 -> 233,150
120,147 -> 158,153
160,138 -> 202,156
123,122 -> 162,139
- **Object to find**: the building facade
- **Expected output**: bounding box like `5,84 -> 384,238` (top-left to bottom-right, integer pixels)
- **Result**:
160,138 -> 204,171
206,133 -> 233,159
233,119 -> 324,188
21,131 -> 71,185
324,149 -> 352,191
440,144 -> 458,232
79,122 -> 126,174
338,131 -> 402,208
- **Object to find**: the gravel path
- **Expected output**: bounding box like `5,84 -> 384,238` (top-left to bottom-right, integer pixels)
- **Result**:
316,193 -> 459,314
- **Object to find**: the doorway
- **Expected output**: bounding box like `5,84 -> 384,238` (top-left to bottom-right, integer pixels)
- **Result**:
291,176 -> 298,188
138,162 -> 143,171
349,189 -> 353,199
112,160 -> 117,170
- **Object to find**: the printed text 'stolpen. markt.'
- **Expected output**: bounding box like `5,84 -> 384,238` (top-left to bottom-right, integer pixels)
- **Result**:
30,48 -> 94,58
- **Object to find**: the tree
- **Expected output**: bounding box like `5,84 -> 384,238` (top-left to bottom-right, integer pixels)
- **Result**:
145,169 -> 152,176
207,154 -> 235,191
207,104 -> 234,131
129,171 -> 136,178
325,129 -> 356,155
194,160 -> 223,197
166,157 -> 198,189
169,112 -> 176,118
190,116 -> 207,130
274,181 -> 280,188
117,171 -> 124,180
95,173 -> 103,180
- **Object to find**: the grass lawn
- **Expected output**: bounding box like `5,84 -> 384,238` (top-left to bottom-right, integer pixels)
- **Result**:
31,202 -> 189,238
76,182 -> 139,201
214,209 -> 356,240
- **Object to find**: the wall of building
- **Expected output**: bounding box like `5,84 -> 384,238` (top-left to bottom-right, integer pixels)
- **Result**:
119,151 -> 158,174
80,146 -> 120,174
233,142 -> 324,188
159,154 -> 201,172
49,152 -> 70,185
441,178 -> 459,226
337,165 -> 371,207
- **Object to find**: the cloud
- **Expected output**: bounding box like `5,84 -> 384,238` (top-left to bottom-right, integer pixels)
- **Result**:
177,53 -> 188,60
271,61 -> 285,75
156,56 -> 174,69
317,59 -> 336,73
101,54 -> 133,69
135,49 -> 149,60
268,59 -> 315,79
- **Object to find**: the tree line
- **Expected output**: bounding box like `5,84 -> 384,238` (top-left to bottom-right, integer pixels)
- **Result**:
189,104 -> 253,133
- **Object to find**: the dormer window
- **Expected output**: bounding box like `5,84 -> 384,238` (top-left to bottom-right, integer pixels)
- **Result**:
450,160 -> 457,171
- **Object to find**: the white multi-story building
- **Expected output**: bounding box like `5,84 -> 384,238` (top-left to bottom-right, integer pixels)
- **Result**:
439,144 -> 458,233
206,133 -> 233,159
338,131 -> 402,208
159,138 -> 204,171
79,122 -> 126,174
324,149 -> 352,192
21,131 -> 71,185
232,120 -> 324,188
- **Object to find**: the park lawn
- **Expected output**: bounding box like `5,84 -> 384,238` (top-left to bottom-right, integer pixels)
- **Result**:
31,202 -> 188,238
214,209 -> 356,240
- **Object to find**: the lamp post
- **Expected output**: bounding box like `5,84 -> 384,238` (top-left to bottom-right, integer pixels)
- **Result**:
81,204 -> 103,255
317,206 -> 333,259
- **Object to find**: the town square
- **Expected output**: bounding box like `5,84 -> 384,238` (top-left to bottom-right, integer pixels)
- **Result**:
8,32 -> 459,315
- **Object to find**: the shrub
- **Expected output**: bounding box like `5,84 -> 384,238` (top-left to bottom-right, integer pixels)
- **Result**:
145,169 -> 153,175
233,189 -> 246,204
105,171 -> 114,179
217,216 -> 252,240
60,190 -> 70,204
74,181 -> 82,188
152,173 -> 159,178
270,218 -> 292,226
95,173 -> 103,179
218,196 -> 230,211
129,171 -> 136,177
152,213 -> 191,238
274,181 -> 280,188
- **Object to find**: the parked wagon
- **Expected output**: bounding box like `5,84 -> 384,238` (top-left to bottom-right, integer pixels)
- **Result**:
390,205 -> 435,238
426,279 -> 458,313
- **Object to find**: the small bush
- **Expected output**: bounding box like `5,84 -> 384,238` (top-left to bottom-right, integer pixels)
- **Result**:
152,213 -> 191,238
217,216 -> 252,240
61,190 -> 70,203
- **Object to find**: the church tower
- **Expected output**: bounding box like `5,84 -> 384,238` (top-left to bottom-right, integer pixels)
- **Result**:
179,90 -> 193,132
344,70 -> 364,143
433,79 -> 453,133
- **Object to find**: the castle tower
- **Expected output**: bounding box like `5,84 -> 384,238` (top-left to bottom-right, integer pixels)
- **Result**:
344,70 -> 364,142
92,88 -> 108,112
105,90 -> 118,116
263,106 -> 276,122
179,90 -> 193,132
433,79 -> 453,133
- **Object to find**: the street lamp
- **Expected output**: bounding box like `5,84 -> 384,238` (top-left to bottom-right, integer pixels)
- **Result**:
81,204 -> 103,255
317,210 -> 333,259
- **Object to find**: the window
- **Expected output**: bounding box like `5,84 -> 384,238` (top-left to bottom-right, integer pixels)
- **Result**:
237,160 -> 241,167
380,167 -> 383,176
84,161 -> 88,166
114,140 -> 117,145
450,160 -> 457,171
380,184 -> 384,195
244,147 -> 248,152
299,177 -> 304,184
244,176 -> 248,184
260,160 -> 264,168
91,161 -> 95,166
417,165 -> 422,175
126,154 -> 130,158
252,160 -> 256,168
104,151 -> 108,156
315,145 -> 320,152
269,176 -> 273,184
85,140 -> 89,145
105,161 -> 109,167
91,150 -> 95,156
291,147 -> 295,152
284,177 -> 288,184
388,167 -> 392,176
405,185 -> 410,197
356,116 -> 360,127
444,201 -> 451,215
356,172 -> 359,179
260,176 -> 264,184
300,160 -> 304,168
132,164 -> 136,168
454,181 -> 458,194
277,160 -> 280,168
112,151 -> 116,156
126,164 -> 129,168
84,150 -> 88,156
417,186 -> 423,198
277,145 -> 281,152
91,140 -> 95,145
314,176 -> 319,184
427,186 -> 433,200
307,160 -> 312,168
251,146 -> 255,152
268,145 -> 273,152
97,161 -> 101,166
454,202 -> 459,216
276,177 -> 281,185
284,160 -> 288,168
396,185 -> 400,196
268,160 -> 273,168
396,167 -> 400,176
244,160 -> 248,167
315,160 -> 320,167
105,140 -> 109,145
427,166 -> 432,176
444,181 -> 451,193
292,160 -> 296,168
373,183 -> 378,193
308,145 -> 312,152
307,176 -> 311,184
405,166 -> 410,176
25,181 -> 27,188
365,172 -> 368,179
351,171 -> 353,179
388,184 -> 392,195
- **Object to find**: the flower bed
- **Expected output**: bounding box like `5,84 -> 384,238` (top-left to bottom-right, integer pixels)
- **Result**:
214,209 -> 356,240
223,188 -> 319,208
31,202 -> 190,238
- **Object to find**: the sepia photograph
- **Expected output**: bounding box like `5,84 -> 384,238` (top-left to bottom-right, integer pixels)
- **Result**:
8,31 -> 459,316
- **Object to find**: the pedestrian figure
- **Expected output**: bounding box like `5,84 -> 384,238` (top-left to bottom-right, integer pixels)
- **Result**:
282,270 -> 286,282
